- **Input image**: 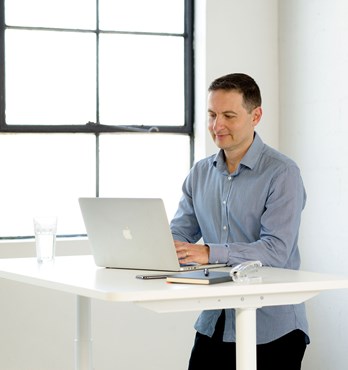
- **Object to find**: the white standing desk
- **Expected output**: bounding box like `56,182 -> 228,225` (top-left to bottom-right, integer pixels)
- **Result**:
1,255 -> 348,370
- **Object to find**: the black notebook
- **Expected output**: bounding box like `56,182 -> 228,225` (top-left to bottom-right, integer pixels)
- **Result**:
166,270 -> 233,285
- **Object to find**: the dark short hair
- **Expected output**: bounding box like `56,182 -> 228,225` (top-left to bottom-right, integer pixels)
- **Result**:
208,73 -> 262,112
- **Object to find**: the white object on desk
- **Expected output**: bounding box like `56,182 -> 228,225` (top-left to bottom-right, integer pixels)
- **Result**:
230,260 -> 263,283
1,256 -> 348,370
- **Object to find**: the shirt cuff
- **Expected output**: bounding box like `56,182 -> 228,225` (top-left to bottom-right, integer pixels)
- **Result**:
207,244 -> 229,264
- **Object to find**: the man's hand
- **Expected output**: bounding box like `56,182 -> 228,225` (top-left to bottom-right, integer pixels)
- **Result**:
174,240 -> 210,265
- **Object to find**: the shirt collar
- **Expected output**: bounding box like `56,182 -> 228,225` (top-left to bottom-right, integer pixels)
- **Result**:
213,132 -> 264,171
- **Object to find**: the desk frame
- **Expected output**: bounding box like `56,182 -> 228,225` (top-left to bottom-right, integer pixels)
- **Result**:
0,255 -> 348,370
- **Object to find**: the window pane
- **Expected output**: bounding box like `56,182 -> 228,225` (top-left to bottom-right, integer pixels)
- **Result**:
99,0 -> 184,33
98,133 -> 190,221
5,30 -> 96,126
99,34 -> 184,127
5,0 -> 95,29
0,134 -> 96,237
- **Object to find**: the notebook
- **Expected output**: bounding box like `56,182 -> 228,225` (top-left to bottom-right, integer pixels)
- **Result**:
167,270 -> 232,285
78,197 -> 226,272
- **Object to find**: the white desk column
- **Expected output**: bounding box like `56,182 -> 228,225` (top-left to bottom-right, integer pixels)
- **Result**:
235,307 -> 257,370
75,295 -> 93,370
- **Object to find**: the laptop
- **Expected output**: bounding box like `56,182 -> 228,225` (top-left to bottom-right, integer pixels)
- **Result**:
78,197 -> 226,272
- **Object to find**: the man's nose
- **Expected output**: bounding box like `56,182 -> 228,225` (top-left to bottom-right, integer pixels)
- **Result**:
213,115 -> 224,131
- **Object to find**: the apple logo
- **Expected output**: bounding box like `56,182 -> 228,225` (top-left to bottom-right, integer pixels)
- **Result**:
122,227 -> 133,240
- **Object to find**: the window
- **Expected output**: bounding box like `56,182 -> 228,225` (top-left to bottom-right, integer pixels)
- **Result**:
0,0 -> 194,238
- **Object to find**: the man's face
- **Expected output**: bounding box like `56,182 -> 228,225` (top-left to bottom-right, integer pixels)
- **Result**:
207,89 -> 262,153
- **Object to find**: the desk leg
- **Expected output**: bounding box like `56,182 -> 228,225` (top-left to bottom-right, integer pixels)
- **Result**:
235,308 -> 257,370
75,295 -> 93,370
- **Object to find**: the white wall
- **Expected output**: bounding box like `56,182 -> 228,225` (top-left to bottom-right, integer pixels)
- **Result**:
194,0 -> 279,160
279,1 -> 348,369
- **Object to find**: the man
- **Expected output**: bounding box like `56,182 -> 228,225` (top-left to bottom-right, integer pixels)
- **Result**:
170,73 -> 309,370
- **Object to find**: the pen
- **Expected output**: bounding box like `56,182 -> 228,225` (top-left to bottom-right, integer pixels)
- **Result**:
204,268 -> 209,277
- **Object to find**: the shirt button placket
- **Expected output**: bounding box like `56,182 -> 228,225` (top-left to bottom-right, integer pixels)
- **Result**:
222,175 -> 232,239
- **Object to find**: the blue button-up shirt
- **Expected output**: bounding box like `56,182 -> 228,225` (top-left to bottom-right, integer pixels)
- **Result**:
170,132 -> 309,344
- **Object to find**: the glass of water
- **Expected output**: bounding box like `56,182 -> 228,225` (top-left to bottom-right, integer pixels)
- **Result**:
33,216 -> 57,263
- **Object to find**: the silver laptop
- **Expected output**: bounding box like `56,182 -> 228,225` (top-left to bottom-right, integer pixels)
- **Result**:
78,197 -> 225,272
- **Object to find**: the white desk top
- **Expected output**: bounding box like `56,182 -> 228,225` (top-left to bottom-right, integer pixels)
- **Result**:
1,255 -> 348,312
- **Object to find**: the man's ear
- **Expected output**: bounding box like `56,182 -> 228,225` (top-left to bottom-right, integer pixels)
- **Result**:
252,106 -> 262,127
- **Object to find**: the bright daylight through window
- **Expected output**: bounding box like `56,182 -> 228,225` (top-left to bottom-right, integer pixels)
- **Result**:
0,0 -> 194,238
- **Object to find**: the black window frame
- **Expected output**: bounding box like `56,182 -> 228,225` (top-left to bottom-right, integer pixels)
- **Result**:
0,0 -> 194,135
